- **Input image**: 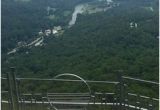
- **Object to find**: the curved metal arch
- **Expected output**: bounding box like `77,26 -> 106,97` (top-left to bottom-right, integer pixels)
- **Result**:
53,73 -> 92,95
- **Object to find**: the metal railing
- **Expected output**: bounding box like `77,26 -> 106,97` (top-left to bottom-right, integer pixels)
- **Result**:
1,67 -> 159,110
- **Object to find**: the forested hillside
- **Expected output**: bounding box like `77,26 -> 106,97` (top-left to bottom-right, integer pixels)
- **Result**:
2,0 -> 159,97
2,0 -> 92,53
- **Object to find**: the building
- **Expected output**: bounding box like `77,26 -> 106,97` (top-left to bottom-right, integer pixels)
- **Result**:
54,26 -> 62,31
52,29 -> 58,34
38,30 -> 43,36
52,26 -> 62,35
130,22 -> 138,28
45,29 -> 51,36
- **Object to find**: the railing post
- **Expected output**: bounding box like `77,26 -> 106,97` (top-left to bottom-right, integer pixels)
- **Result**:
117,70 -> 123,110
136,94 -> 141,110
7,72 -> 14,110
114,83 -> 119,110
7,67 -> 20,110
91,92 -> 95,104
123,83 -> 128,108
148,98 -> 154,110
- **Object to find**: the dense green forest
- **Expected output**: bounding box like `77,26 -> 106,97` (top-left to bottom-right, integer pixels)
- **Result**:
2,0 -> 93,53
2,0 -> 159,97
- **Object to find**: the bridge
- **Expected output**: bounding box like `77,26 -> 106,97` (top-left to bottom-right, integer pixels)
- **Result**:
1,68 -> 159,110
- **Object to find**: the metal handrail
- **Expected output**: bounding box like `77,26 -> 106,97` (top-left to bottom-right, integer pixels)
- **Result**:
122,76 -> 159,85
